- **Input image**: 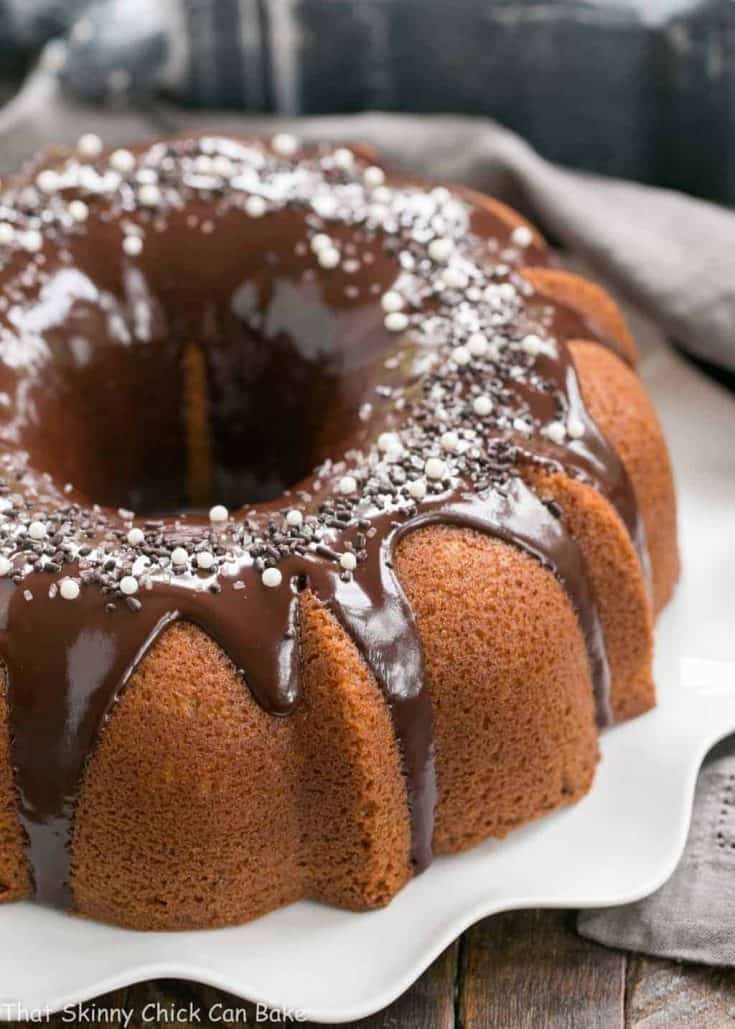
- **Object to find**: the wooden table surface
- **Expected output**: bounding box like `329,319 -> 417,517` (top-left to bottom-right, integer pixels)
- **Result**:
10,909 -> 735,1027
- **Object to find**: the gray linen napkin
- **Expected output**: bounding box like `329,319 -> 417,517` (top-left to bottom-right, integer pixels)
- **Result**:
1,64 -> 734,964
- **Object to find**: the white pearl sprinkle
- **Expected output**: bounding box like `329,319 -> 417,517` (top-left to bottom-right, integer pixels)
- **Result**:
245,194 -> 267,218
310,233 -> 332,253
381,290 -> 405,313
0,222 -> 15,245
377,431 -> 400,453
567,415 -> 586,439
262,567 -> 283,588
451,346 -> 471,366
440,266 -> 468,290
521,333 -> 543,356
428,237 -> 454,262
28,520 -> 46,540
272,132 -> 299,157
440,430 -> 460,452
372,185 -> 393,205
473,394 -> 494,416
340,551 -> 357,571
467,332 -> 488,357
119,575 -> 138,596
339,475 -> 357,495
196,551 -> 215,570
77,132 -> 103,158
20,230 -> 43,253
497,282 -> 517,302
333,147 -> 354,170
431,186 -> 451,205
209,504 -> 229,523
511,225 -> 534,248
425,457 -> 447,480
286,509 -> 303,527
545,420 -> 567,445
194,154 -> 214,175
171,546 -> 189,566
212,155 -> 234,178
0,556 -> 12,576
317,246 -> 341,269
385,311 -> 409,332
122,234 -> 143,257
68,199 -> 89,222
137,183 -> 161,207
59,578 -> 80,600
110,148 -> 135,173
127,527 -> 144,546
408,478 -> 427,500
363,165 -> 385,188
36,169 -> 60,194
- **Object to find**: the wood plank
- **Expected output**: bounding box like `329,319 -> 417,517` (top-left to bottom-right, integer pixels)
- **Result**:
626,953 -> 735,1028
457,910 -> 626,1029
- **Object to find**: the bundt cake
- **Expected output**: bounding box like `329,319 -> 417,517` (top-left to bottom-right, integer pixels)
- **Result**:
0,132 -> 678,930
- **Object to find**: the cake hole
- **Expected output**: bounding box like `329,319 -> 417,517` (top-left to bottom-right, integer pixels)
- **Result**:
32,285 -> 394,515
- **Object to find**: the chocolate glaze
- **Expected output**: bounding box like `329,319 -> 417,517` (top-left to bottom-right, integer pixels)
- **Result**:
0,136 -> 648,910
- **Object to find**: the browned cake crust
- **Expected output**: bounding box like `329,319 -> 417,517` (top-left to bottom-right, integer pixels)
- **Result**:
0,136 -> 678,929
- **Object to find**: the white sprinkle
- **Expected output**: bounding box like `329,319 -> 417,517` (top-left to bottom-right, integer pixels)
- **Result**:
363,165 -> 385,188
408,478 -> 427,500
431,186 -> 451,205
497,282 -> 516,302
272,132 -> 299,157
312,194 -> 338,219
317,246 -> 341,269
440,430 -> 460,452
36,169 -> 60,194
68,199 -> 89,222
332,147 -> 354,170
473,395 -> 494,416
340,551 -> 357,571
286,509 -> 303,527
119,575 -> 138,596
451,346 -> 471,366
110,148 -> 135,173
20,230 -> 43,253
0,223 -> 15,245
137,183 -> 161,207
196,551 -> 215,570
0,556 -> 12,576
122,234 -> 143,257
339,475 -> 357,495
381,290 -> 405,313
545,420 -> 567,445
384,311 -> 409,332
567,415 -> 586,439
245,195 -> 267,218
209,504 -> 229,523
28,520 -> 46,540
127,527 -> 144,546
212,155 -> 234,178
467,332 -> 488,357
194,154 -> 214,175
377,431 -> 400,453
425,457 -> 447,480
372,185 -> 393,206
171,546 -> 189,566
428,237 -> 454,262
440,266 -> 468,290
310,233 -> 332,253
131,555 -> 150,578
511,225 -> 534,248
60,578 -> 80,600
77,132 -> 103,158
521,333 -> 543,356
262,566 -> 283,588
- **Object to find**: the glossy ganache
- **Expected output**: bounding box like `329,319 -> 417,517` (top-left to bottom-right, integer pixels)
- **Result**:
0,133 -> 648,911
